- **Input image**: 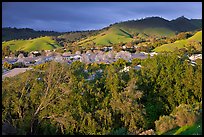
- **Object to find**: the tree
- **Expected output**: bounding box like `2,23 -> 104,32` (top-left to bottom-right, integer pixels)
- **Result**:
2,46 -> 11,58
3,62 -> 12,70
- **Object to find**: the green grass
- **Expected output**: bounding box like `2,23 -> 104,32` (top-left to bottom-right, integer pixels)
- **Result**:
77,26 -> 176,47
143,27 -> 175,37
162,117 -> 202,135
2,36 -> 62,52
77,27 -> 133,46
187,31 -> 202,42
154,31 -> 202,52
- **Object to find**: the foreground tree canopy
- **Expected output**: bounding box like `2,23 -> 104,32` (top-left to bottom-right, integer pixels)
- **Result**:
2,53 -> 202,135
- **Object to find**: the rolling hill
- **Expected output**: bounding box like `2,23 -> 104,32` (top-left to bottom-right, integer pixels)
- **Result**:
154,31 -> 202,52
77,27 -> 133,46
2,27 -> 62,42
2,36 -> 62,52
2,16 -> 202,51
76,16 -> 202,47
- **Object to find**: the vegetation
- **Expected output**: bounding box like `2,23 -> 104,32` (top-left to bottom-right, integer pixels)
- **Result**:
2,36 -> 62,52
1,16 -> 202,135
154,31 -> 202,52
2,27 -> 62,42
2,51 -> 202,135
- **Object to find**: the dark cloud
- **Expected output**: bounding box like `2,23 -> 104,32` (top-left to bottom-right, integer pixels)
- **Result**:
2,2 -> 202,32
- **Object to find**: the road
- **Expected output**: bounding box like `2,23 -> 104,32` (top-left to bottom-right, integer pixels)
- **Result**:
2,68 -> 32,79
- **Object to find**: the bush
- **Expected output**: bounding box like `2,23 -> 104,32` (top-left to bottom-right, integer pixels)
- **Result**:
171,104 -> 198,127
110,127 -> 128,135
3,62 -> 12,70
155,115 -> 177,134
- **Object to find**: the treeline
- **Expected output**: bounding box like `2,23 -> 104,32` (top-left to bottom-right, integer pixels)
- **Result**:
2,52 -> 202,135
2,27 -> 98,42
2,27 -> 62,42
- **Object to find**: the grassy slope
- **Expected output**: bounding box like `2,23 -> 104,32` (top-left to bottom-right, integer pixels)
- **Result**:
77,26 -> 176,47
154,31 -> 202,52
2,36 -> 62,52
163,117 -> 202,135
77,27 -> 133,46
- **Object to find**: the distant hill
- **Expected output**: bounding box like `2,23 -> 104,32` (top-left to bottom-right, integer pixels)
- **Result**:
77,27 -> 133,46
76,16 -> 202,46
2,27 -> 62,42
169,16 -> 201,32
2,16 -> 202,51
2,36 -> 62,52
154,30 -> 202,52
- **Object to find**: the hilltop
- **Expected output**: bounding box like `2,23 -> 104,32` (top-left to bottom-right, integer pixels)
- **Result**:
2,16 -> 202,53
2,27 -> 62,42
75,16 -> 202,46
2,36 -> 62,52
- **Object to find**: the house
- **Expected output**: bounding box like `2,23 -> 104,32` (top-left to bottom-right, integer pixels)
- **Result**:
75,51 -> 81,55
45,56 -> 54,62
72,54 -> 81,60
2,58 -> 18,65
134,65 -> 142,70
120,66 -> 131,72
34,56 -> 46,65
189,54 -> 202,61
115,51 -> 132,61
62,55 -> 71,60
131,53 -> 148,60
122,46 -> 127,49
149,52 -> 158,56
54,55 -> 63,62
140,52 -> 149,55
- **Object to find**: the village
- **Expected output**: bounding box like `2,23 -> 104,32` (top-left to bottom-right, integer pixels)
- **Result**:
2,47 -> 202,79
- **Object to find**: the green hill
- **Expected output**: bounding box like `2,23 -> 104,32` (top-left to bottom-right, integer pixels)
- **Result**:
77,27 -> 133,46
2,27 -> 62,42
76,16 -> 201,47
154,31 -> 202,52
2,36 -> 62,52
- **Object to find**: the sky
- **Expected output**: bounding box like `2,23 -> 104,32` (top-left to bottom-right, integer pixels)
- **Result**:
2,2 -> 202,32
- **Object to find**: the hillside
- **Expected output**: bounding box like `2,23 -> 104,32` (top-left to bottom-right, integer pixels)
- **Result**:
2,36 -> 62,52
76,16 -> 201,47
2,27 -> 62,42
154,31 -> 202,52
77,27 -> 133,46
2,16 -> 202,51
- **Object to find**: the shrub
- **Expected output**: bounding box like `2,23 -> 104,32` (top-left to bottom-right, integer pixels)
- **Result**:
155,115 -> 177,134
3,62 -> 12,70
171,104 -> 198,127
110,127 -> 128,135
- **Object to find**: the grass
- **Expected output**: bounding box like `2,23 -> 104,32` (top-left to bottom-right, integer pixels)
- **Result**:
77,26 -> 176,47
162,117 -> 202,135
143,27 -> 175,37
77,27 -> 133,46
154,30 -> 202,52
187,30 -> 202,42
2,36 -> 62,52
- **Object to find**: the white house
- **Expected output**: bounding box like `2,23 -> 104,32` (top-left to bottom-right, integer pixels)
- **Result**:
189,54 -> 202,61
120,66 -> 131,72
134,65 -> 142,70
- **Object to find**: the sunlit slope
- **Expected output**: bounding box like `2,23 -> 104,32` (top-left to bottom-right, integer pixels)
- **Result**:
77,26 -> 175,46
2,36 -> 62,52
154,31 -> 202,52
77,27 -> 133,46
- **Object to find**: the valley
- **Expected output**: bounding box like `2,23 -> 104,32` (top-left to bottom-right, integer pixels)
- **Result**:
2,16 -> 202,135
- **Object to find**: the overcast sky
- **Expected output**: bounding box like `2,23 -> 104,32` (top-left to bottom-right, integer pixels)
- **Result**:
2,2 -> 202,32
